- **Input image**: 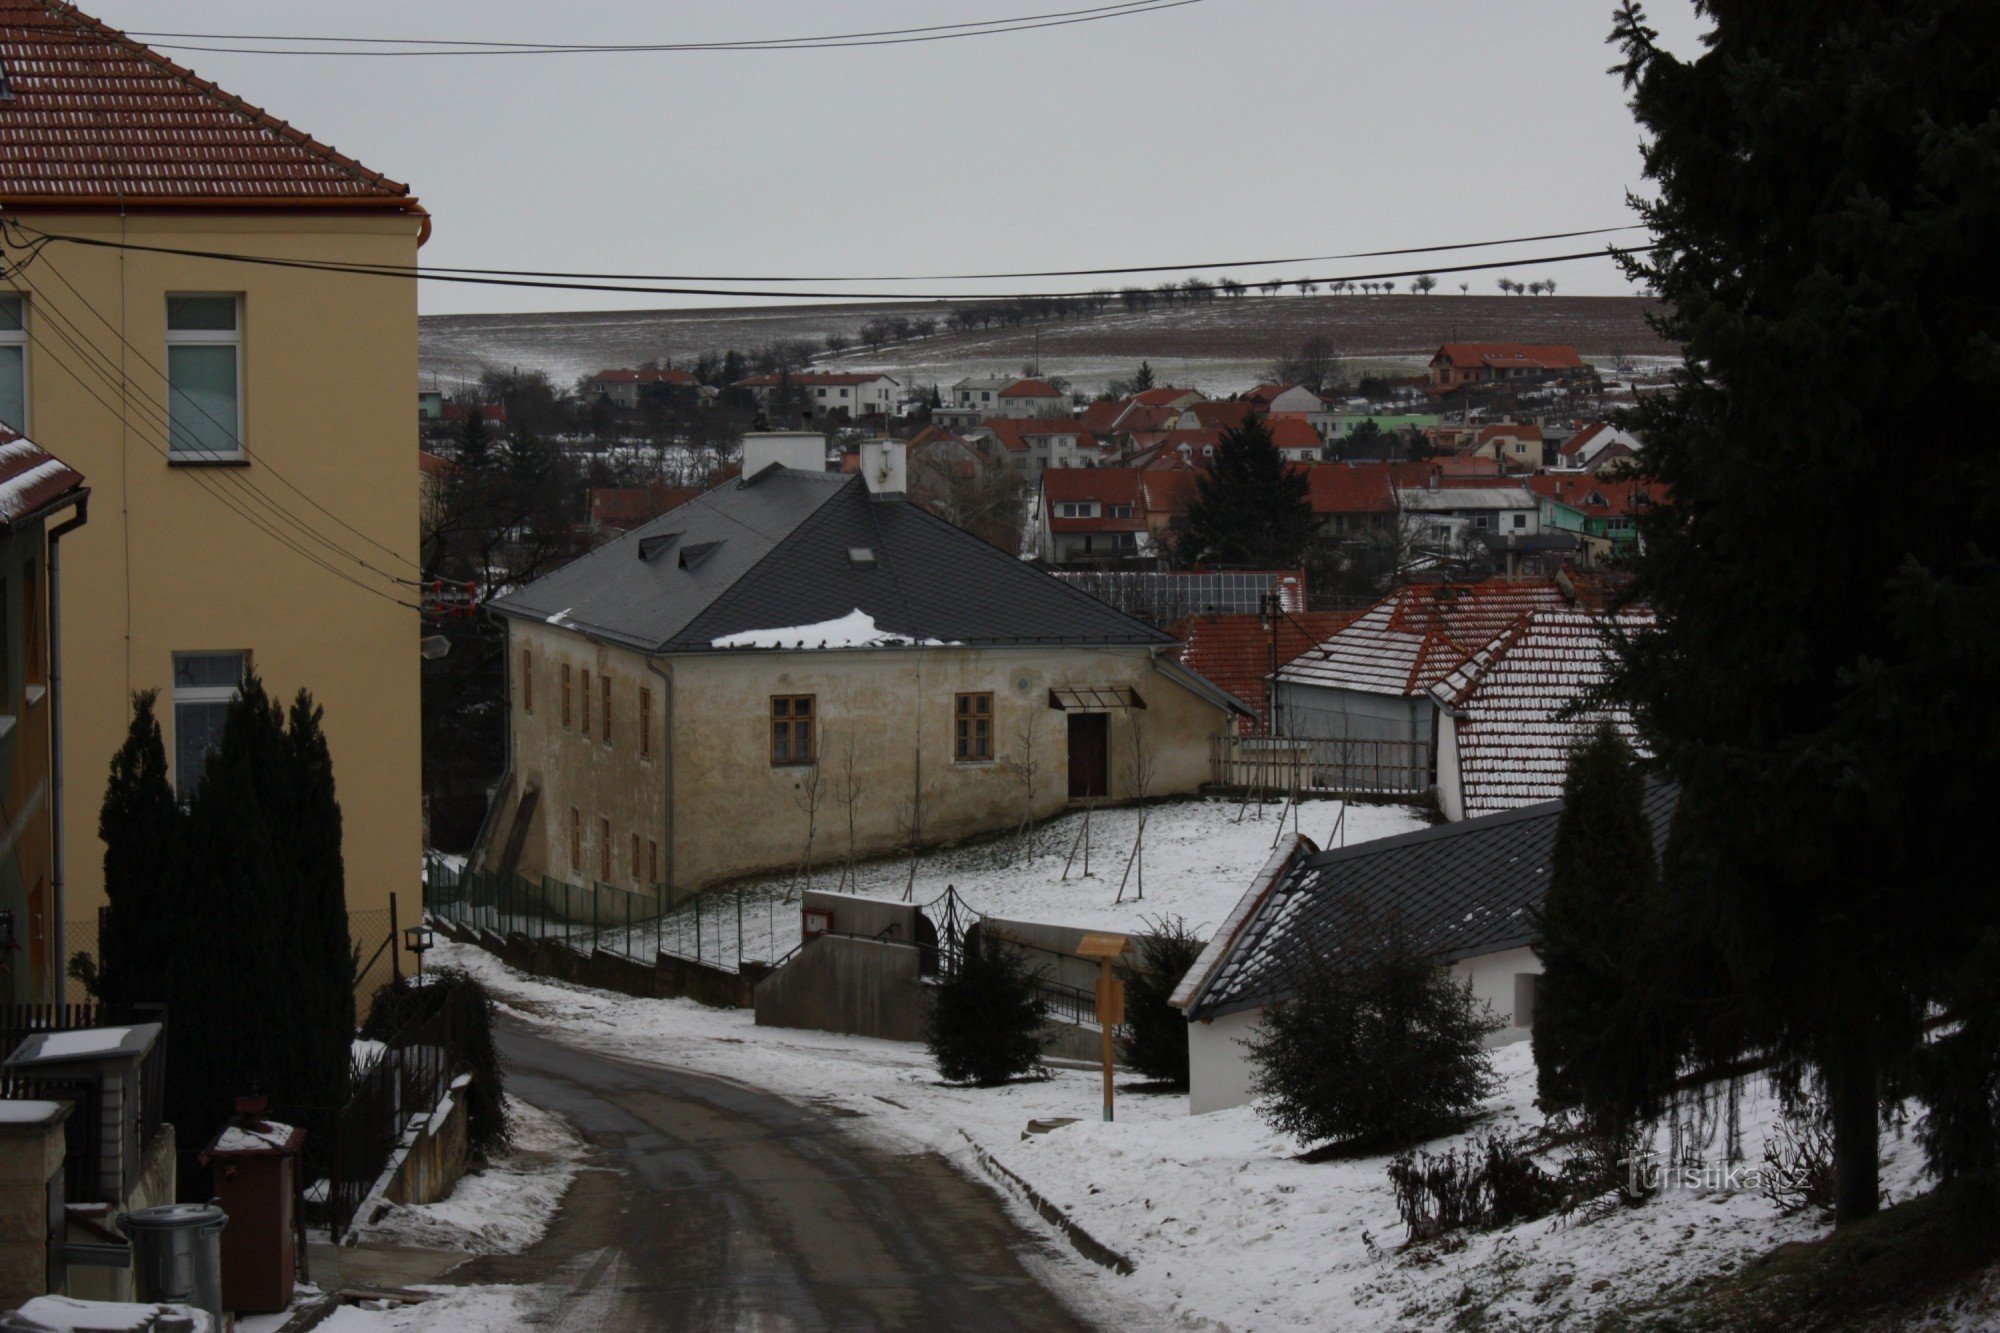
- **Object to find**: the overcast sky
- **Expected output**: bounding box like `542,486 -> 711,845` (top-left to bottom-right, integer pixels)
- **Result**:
86,0 -> 1710,316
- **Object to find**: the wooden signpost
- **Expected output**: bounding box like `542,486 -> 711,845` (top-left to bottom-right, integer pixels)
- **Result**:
1077,932 -> 1131,1122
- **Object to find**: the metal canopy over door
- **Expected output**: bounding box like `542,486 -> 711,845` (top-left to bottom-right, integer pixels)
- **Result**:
1067,712 -> 1109,799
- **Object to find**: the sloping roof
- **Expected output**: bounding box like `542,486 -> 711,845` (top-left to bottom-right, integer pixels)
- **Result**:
588,484 -> 700,531
1398,486 -> 1537,513
1476,422 -> 1544,445
0,425 -> 84,523
1431,608 -> 1652,817
0,0 -> 417,208
1172,610 -> 1361,734
1183,400 -> 1254,432
1432,344 -> 1587,372
1524,474 -> 1663,518
1275,579 -> 1573,696
1305,462 -> 1409,516
1265,416 -> 1323,452
417,451 -> 455,482
1043,468 -> 1146,532
1130,387 -> 1195,407
1179,783 -> 1677,1019
492,466 -> 1173,653
733,371 -> 895,388
999,378 -> 1064,399
986,417 -> 1087,454
1077,399 -> 1126,435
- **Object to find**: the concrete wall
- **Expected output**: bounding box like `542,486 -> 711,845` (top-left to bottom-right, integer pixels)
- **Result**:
11,209 -> 424,955
801,891 -> 917,946
1187,946 -> 1542,1114
493,635 -> 1230,894
753,936 -> 928,1043
0,1116 -> 63,1308
438,916 -> 767,1008
386,1080 -> 470,1208
1273,681 -> 1429,750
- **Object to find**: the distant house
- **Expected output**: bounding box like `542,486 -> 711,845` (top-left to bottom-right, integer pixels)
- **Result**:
1305,462 -> 1414,541
1171,783 -> 1677,1114
1264,416 -> 1325,463
1177,400 -> 1254,433
588,483 -> 701,534
735,372 -> 900,420
990,378 -> 1069,420
443,402 -> 506,427
1428,344 -> 1589,392
418,389 -> 444,421
982,417 -> 1100,472
1526,474 -> 1660,560
1240,383 -> 1324,414
1429,607 -> 1652,820
1397,483 -> 1541,550
585,367 -> 701,410
1037,467 -> 1196,563
1552,422 -> 1641,473
1470,422 -> 1544,471
475,439 -> 1248,894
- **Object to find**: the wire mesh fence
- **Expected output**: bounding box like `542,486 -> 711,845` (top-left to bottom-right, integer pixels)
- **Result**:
422,856 -> 790,973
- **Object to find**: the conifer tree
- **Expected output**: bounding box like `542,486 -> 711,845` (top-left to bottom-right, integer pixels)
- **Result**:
1119,916 -> 1204,1089
926,929 -> 1048,1087
1173,418 -> 1316,569
1531,726 -> 1676,1123
1608,1 -> 2000,1222
95,692 -> 182,1011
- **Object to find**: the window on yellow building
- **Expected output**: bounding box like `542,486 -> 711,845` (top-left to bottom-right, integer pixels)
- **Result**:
570,807 -> 581,872
631,832 -> 641,881
165,295 -> 243,459
522,648 -> 533,713
599,817 -> 612,881
601,674 -> 612,746
0,294 -> 26,432
562,664 -> 572,727
581,670 -> 591,738
648,839 -> 660,885
640,687 -> 653,759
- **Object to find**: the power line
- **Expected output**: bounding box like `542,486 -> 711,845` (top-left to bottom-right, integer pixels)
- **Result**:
14,227 -> 1651,303
126,1 -> 1203,57
6,265 -> 422,607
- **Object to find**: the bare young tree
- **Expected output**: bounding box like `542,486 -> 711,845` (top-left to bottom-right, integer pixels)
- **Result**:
1008,715 -> 1041,864
835,733 -> 865,891
1115,718 -> 1159,904
787,745 -> 829,902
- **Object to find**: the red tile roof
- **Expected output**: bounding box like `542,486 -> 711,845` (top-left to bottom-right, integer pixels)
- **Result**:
1183,400 -> 1255,432
590,368 -> 697,386
1042,466 -> 1195,531
999,378 -> 1063,399
1265,416 -> 1323,452
1476,422 -> 1543,445
1078,399 -> 1126,435
0,424 -> 85,523
987,417 -> 1091,453
588,484 -> 701,531
1304,463 -> 1403,515
442,403 -> 505,424
417,451 -> 455,481
1130,387 -> 1195,406
1432,344 -> 1587,372
1239,383 -> 1292,408
1276,579 -> 1576,697
1173,609 -> 1363,735
1523,474 -> 1664,517
0,0 -> 418,208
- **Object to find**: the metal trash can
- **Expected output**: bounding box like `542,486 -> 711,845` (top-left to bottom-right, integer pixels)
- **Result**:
118,1203 -> 227,1328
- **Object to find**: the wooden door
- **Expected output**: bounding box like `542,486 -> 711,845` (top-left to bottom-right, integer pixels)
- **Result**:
1067,712 -> 1109,799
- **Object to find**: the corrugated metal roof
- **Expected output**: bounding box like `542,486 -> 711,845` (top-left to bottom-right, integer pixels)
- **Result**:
1185,782 -> 1676,1020
0,0 -> 415,205
491,466 -> 1175,653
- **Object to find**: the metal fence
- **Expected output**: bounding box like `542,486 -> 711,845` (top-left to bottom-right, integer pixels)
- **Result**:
328,984 -> 474,1240
1210,733 -> 1431,796
0,1002 -> 168,1204
423,856 -> 781,972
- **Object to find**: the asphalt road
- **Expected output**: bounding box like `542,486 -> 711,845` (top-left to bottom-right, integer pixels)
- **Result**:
454,1019 -> 1096,1331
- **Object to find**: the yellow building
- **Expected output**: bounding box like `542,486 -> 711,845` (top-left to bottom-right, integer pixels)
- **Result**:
0,1 -> 427,985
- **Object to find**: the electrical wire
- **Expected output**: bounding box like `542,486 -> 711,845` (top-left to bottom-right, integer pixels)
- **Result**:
125,1 -> 1202,57
20,235 -> 423,575
13,227 -> 1651,303
6,265 -> 422,608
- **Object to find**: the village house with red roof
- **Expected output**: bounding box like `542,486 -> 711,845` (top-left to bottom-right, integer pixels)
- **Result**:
1427,343 -> 1591,393
584,367 -> 703,410
733,371 -> 900,421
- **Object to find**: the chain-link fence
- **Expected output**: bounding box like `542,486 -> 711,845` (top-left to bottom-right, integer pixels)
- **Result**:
66,905 -> 404,1007
423,856 -> 790,972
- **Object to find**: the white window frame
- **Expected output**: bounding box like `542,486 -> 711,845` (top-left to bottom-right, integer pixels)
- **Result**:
165,293 -> 244,461
171,649 -> 247,798
0,291 -> 27,433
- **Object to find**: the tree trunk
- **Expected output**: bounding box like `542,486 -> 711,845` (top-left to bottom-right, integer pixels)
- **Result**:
1828,1035 -> 1880,1225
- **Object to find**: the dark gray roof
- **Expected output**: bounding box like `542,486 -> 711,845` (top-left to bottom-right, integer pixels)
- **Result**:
1186,783 -> 1676,1020
490,466 -> 1175,654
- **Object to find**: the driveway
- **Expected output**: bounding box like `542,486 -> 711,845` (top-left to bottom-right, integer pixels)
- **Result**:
449,1019 -> 1097,1330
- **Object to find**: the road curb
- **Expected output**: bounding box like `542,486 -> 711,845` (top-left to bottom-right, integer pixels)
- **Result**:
956,1130 -> 1136,1277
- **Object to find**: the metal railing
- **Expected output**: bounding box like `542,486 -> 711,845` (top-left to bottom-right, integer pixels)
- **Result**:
0,1002 -> 169,1204
328,985 -> 473,1240
423,855 -> 780,972
1210,733 -> 1431,796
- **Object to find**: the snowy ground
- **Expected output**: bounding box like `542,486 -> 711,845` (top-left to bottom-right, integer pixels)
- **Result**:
435,934 -> 1946,1331
350,1095 -> 581,1255
314,1287 -> 541,1332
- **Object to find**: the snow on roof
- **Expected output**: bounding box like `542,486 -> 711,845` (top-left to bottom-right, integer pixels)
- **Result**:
1397,486 -> 1538,512
1431,608 -> 1653,816
10,1295 -> 213,1332
709,607 -> 951,650
31,1027 -> 133,1059
211,1119 -> 301,1154
0,1099 -> 68,1124
0,428 -> 86,523
1275,580 -> 1573,697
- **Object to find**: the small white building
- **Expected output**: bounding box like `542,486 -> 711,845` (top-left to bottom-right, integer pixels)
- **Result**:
736,372 -> 900,419
1171,786 -> 1676,1116
1397,484 -> 1541,550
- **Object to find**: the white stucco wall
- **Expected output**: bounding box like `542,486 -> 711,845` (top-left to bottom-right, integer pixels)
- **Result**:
1186,946 -> 1544,1114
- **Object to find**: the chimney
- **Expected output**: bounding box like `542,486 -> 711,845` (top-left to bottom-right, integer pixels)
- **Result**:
741,431 -> 826,477
860,439 -> 907,496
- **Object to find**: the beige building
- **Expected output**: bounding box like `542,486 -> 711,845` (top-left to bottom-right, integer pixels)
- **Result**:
475,440 -> 1246,893
0,3 -> 426,973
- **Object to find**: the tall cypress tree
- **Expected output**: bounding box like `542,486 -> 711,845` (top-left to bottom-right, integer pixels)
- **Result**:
1173,417 -> 1316,568
95,692 -> 182,1011
1531,726 -> 1676,1123
282,689 -> 355,1128
1608,1 -> 2000,1222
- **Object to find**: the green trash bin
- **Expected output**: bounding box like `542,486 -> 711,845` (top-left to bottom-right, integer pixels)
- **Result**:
119,1203 -> 227,1327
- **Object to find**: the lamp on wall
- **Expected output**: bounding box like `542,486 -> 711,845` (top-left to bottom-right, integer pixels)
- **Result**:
403,923 -> 435,976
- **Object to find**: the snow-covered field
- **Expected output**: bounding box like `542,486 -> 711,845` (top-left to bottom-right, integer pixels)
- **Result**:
436,935 -> 1948,1331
